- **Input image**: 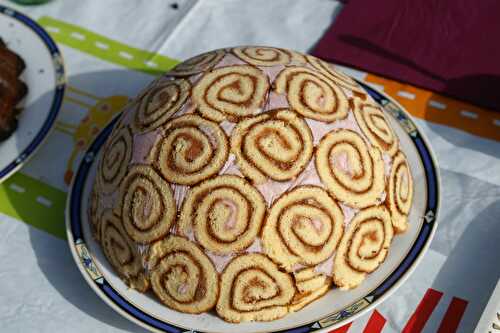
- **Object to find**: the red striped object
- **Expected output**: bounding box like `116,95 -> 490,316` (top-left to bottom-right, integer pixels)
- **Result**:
437,297 -> 468,333
329,322 -> 352,333
402,288 -> 443,333
363,310 -> 387,333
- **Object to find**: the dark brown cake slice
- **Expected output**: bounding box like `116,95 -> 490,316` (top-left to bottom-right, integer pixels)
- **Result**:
0,38 -> 28,141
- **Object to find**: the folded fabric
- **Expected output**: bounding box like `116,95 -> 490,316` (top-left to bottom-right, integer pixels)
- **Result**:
313,0 -> 500,111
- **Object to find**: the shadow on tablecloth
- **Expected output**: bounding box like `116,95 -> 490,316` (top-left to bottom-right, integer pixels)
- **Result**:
430,169 -> 500,329
28,227 -> 150,332
21,68 -> 157,332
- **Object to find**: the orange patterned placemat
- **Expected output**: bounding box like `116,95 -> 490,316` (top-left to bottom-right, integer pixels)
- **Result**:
365,74 -> 500,142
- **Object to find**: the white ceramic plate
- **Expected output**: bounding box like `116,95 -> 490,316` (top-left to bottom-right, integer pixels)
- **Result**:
66,82 -> 440,333
0,5 -> 65,182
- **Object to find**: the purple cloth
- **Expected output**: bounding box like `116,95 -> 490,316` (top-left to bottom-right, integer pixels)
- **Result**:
313,0 -> 500,111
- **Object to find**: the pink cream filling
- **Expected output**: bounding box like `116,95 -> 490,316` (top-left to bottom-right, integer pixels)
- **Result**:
400,171 -> 409,199
339,203 -> 358,227
213,53 -> 247,68
219,199 -> 238,230
306,111 -> 362,145
142,196 -> 153,220
188,73 -> 202,84
178,229 -> 265,273
316,95 -> 326,109
131,129 -> 161,164
177,283 -> 188,295
205,252 -> 234,273
246,238 -> 262,253
310,218 -> 324,234
205,239 -> 263,273
176,98 -> 197,116
382,153 -> 392,178
265,91 -> 289,111
314,257 -> 334,276
219,154 -> 243,177
401,171 -> 408,188
260,64 -> 285,82
292,263 -> 306,272
311,204 -> 359,277
220,121 -> 236,136
173,184 -> 189,211
255,159 -> 329,205
331,150 -> 351,175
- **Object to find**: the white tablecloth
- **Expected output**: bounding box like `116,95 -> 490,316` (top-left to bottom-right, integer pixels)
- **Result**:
0,1 -> 498,332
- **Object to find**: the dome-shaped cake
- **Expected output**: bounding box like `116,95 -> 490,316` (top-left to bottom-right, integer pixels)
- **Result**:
89,46 -> 414,323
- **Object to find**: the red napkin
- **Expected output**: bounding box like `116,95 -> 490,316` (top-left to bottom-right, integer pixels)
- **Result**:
313,0 -> 500,111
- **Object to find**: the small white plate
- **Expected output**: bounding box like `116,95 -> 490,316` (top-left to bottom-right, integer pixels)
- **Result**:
66,82 -> 440,333
0,5 -> 65,182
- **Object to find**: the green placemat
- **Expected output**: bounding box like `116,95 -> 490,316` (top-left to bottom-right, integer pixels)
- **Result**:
0,17 -> 180,239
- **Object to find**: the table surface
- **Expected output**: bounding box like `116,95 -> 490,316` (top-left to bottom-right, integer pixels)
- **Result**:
0,1 -> 499,332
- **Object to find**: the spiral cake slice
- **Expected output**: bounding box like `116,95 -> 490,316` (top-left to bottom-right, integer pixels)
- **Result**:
148,235 -> 219,313
353,98 -> 399,157
305,55 -> 365,94
178,175 -> 266,255
387,151 -> 414,233
274,66 -> 349,122
97,126 -> 133,194
262,186 -> 344,271
230,109 -> 313,184
154,114 -> 229,185
315,129 -> 385,208
119,165 -> 176,244
192,65 -> 270,122
232,46 -> 306,66
168,49 -> 225,76
289,268 -> 331,312
132,78 -> 190,133
333,206 -> 394,289
216,253 -> 295,322
99,210 -> 149,292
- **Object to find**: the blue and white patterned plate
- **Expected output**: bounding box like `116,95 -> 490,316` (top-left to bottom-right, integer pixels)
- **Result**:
66,82 -> 440,333
0,5 -> 65,182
